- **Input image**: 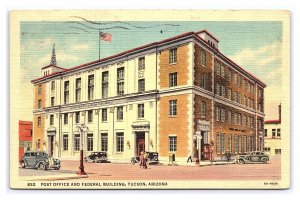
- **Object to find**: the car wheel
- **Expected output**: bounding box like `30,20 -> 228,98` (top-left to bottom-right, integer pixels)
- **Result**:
21,161 -> 26,168
38,163 -> 46,170
55,166 -> 60,170
131,159 -> 135,165
238,159 -> 245,164
261,157 -> 268,164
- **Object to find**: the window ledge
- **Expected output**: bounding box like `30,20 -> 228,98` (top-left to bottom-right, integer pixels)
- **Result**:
168,115 -> 177,118
169,62 -> 178,66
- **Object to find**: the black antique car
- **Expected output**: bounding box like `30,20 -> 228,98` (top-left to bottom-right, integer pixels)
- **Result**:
236,151 -> 269,164
131,152 -> 159,165
20,150 -> 61,170
84,152 -> 109,163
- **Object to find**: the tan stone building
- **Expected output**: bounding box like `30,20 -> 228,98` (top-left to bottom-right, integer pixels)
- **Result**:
31,30 -> 266,163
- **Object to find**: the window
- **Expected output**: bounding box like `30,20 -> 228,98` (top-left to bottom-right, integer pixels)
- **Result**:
74,134 -> 80,151
201,101 -> 206,118
238,135 -> 242,153
138,104 -> 144,118
75,112 -> 80,124
75,78 -> 81,102
169,72 -> 177,87
63,135 -> 68,151
264,129 -> 268,137
216,62 -> 221,76
88,75 -> 94,100
272,129 -> 276,138
221,108 -> 225,122
277,129 -> 281,137
234,112 -> 238,125
201,49 -> 206,66
233,91 -> 237,102
244,96 -> 247,106
102,108 -> 107,122
169,48 -> 177,64
50,115 -> 54,126
87,134 -> 93,151
221,85 -> 226,97
242,136 -> 247,153
169,136 -> 177,152
234,135 -> 238,154
244,79 -> 247,90
248,82 -> 251,92
235,73 -> 238,85
63,113 -> 68,125
102,71 -> 109,98
117,106 -> 123,120
221,65 -> 225,78
36,139 -> 41,150
228,110 -> 232,123
117,67 -> 124,96
116,132 -> 124,152
244,115 -> 247,126
258,103 -> 262,112
248,116 -> 251,127
264,147 -> 270,152
275,149 -> 281,154
228,89 -> 232,100
88,110 -> 93,123
37,116 -> 41,127
101,133 -> 108,152
238,114 -> 242,125
200,74 -> 207,90
38,85 -> 42,95
216,133 -> 225,154
64,81 -> 69,104
216,83 -> 220,96
51,81 -> 55,91
38,100 -> 42,109
138,79 -> 145,92
169,100 -> 177,116
221,134 -> 225,154
251,117 -> 254,128
227,134 -> 232,153
51,97 -> 55,107
138,57 -> 145,70
216,107 -> 220,121
228,70 -> 232,82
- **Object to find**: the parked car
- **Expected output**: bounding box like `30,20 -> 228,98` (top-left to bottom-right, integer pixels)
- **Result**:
20,150 -> 61,170
236,151 -> 269,164
131,152 -> 159,165
84,152 -> 109,163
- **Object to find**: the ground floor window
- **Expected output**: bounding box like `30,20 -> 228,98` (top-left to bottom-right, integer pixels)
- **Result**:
63,134 -> 68,151
74,134 -> 80,151
275,149 -> 281,154
116,132 -> 124,152
264,147 -> 270,152
101,133 -> 108,152
242,136 -> 247,153
238,135 -> 242,153
87,134 -> 93,151
227,134 -> 232,153
169,136 -> 177,152
216,133 -> 225,154
234,135 -> 238,154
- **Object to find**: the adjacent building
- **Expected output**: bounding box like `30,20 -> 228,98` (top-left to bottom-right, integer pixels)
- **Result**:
264,104 -> 281,156
19,120 -> 32,161
31,30 -> 266,163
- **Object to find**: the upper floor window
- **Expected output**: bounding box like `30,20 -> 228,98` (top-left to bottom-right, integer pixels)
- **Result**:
200,74 -> 207,90
102,71 -> 109,98
88,75 -> 94,100
102,108 -> 107,122
138,79 -> 145,92
264,129 -> 268,137
117,106 -> 123,121
216,62 -> 221,76
50,114 -> 54,126
221,85 -> 226,97
88,110 -> 93,123
169,72 -> 177,87
38,100 -> 42,109
221,65 -> 225,78
216,83 -> 220,96
169,100 -> 177,116
244,115 -> 247,126
51,81 -> 55,91
201,101 -> 206,118
221,108 -> 225,122
235,73 -> 238,85
228,70 -> 232,82
75,112 -> 80,124
138,57 -> 145,70
228,89 -> 232,100
272,129 -> 276,138
117,68 -> 124,96
228,110 -> 232,124
63,113 -> 68,125
75,78 -> 81,102
51,97 -> 55,107
244,79 -> 247,90
201,49 -> 206,66
38,85 -> 42,95
277,129 -> 281,137
169,48 -> 177,64
216,107 -> 220,121
37,116 -> 41,127
138,104 -> 144,119
64,81 -> 69,104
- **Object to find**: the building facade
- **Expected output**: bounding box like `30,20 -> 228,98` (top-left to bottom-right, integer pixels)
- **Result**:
31,30 -> 266,163
264,104 -> 281,156
19,120 -> 32,161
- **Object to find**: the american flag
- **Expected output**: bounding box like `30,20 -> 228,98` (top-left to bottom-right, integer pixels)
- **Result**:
100,32 -> 112,42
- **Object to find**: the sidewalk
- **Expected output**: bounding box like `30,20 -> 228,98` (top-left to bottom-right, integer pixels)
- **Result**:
162,160 -> 236,167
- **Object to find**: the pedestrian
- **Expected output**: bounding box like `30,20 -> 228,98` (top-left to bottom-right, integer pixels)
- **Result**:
143,152 -> 148,169
225,150 -> 231,162
139,151 -> 144,168
187,149 -> 193,163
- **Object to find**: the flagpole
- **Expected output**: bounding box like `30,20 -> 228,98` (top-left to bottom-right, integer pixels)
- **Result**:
99,29 -> 101,60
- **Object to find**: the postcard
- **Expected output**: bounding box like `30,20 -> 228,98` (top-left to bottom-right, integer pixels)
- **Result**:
10,10 -> 290,189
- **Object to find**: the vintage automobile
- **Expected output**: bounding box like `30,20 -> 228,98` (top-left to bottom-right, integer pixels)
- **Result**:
84,152 -> 109,163
131,152 -> 159,165
20,150 -> 61,170
236,151 -> 269,164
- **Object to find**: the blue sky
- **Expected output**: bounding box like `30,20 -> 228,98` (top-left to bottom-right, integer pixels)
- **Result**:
20,21 -> 282,120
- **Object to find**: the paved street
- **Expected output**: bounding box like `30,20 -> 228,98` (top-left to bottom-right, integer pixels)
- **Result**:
19,156 -> 280,180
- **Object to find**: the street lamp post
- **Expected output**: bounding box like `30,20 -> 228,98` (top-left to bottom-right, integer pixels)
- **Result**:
77,124 -> 88,175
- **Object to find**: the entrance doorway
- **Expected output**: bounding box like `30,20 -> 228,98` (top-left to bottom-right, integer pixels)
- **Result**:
201,131 -> 210,160
136,132 -> 145,156
49,136 -> 54,156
